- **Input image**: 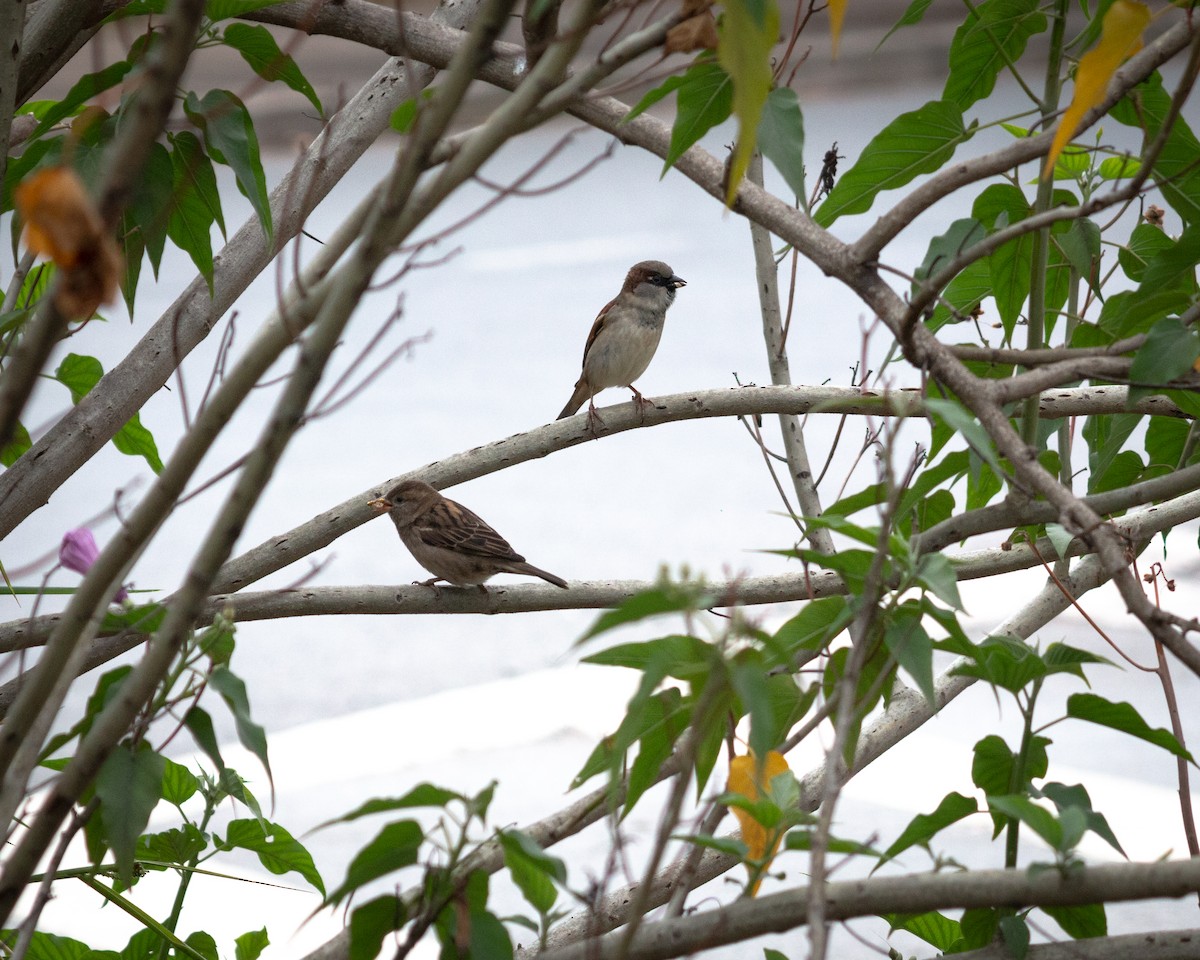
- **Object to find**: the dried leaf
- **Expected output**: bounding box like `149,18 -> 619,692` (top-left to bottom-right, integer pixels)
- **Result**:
14,166 -> 121,319
1044,0 -> 1149,178
666,11 -> 718,54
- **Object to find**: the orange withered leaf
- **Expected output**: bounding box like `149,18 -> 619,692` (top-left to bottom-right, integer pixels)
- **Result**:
727,749 -> 790,896
14,166 -> 122,319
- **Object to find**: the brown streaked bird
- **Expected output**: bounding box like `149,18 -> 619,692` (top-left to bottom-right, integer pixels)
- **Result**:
368,479 -> 568,589
557,260 -> 686,426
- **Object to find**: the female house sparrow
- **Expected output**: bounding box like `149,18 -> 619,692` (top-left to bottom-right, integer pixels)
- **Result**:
557,260 -> 686,424
368,479 -> 568,589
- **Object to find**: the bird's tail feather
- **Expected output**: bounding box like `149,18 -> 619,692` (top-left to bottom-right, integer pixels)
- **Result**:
514,563 -> 569,589
556,382 -> 589,420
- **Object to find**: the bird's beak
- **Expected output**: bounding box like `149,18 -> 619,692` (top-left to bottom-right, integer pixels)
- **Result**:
670,276 -> 686,289
367,497 -> 392,513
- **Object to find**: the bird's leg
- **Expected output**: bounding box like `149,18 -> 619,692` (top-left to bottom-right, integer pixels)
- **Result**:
629,384 -> 654,421
414,576 -> 445,597
586,397 -> 606,437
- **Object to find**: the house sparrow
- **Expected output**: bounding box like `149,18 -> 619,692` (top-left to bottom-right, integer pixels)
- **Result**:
368,479 -> 568,589
557,260 -> 686,425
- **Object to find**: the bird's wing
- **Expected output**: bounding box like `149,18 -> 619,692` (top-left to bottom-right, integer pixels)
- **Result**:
579,296 -> 618,366
414,498 -> 526,563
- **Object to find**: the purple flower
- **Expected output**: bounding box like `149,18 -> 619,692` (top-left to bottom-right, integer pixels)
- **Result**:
59,528 -> 129,603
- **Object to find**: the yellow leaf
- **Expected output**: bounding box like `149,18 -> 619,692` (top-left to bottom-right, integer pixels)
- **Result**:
1043,0 -> 1150,179
726,749 -> 790,896
717,0 -> 780,206
828,0 -> 848,58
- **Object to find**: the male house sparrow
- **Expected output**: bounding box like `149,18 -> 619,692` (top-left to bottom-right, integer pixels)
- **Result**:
557,260 -> 686,424
368,479 -> 568,589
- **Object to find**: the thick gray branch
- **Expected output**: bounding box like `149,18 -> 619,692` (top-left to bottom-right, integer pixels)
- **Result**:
539,857 -> 1200,960
210,383 -> 1190,595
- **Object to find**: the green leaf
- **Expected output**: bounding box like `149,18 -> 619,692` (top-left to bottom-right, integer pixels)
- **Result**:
209,667 -> 273,788
467,908 -> 513,960
943,0 -> 1046,109
1119,222 -> 1175,283
815,100 -> 972,227
125,141 -> 173,279
219,819 -> 326,895
757,86 -> 806,202
1083,411 -> 1139,491
1112,74 -> 1200,224
217,767 -> 264,819
234,929 -> 269,960
94,743 -> 165,887
999,914 -> 1031,958
500,830 -> 566,914
988,795 -> 1063,850
1098,155 -> 1140,180
390,89 -> 436,133
55,354 -> 163,472
877,791 -> 977,868
1042,902 -> 1107,939
883,612 -> 935,706
327,819 -> 422,905
915,552 -> 963,611
183,706 -> 225,773
1141,224 -> 1200,294
1,421 -> 31,467
317,783 -> 464,828
170,130 -> 225,235
772,597 -> 849,657
186,931 -> 218,960
168,133 -> 217,289
0,932 -> 91,960
960,908 -> 1001,950
627,687 -> 689,812
924,397 -> 1004,478
1067,693 -> 1195,761
222,24 -> 322,115
646,62 -> 733,174
31,61 -> 133,140
206,0 -> 291,19
678,833 -> 749,858
913,217 -> 986,287
877,0 -> 936,49
136,824 -> 207,866
783,830 -> 880,856
582,634 -> 712,677
1057,216 -> 1102,298
972,734 -> 1015,800
1098,288 -> 1192,339
716,0 -> 778,203
731,652 -> 781,760
579,583 -> 716,641
161,758 -> 200,806
1039,781 -> 1125,856
883,911 -> 962,952
927,258 -> 993,333
104,0 -> 166,19
349,896 -> 406,960
183,90 -> 272,241
1128,316 -> 1195,388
